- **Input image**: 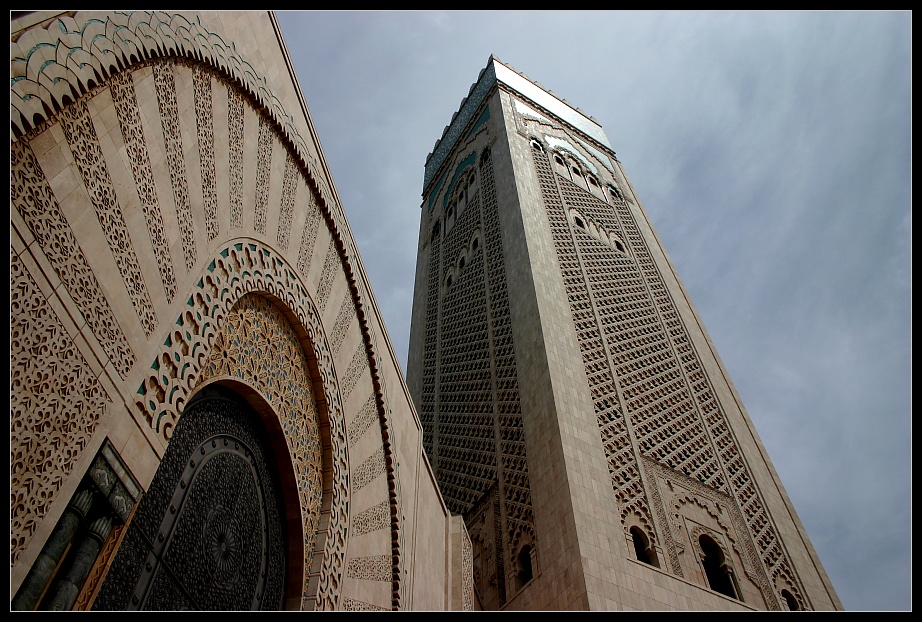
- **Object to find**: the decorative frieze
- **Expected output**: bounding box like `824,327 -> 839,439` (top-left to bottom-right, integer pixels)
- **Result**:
192,64 -> 219,242
253,114 -> 274,235
153,60 -> 196,272
59,98 -> 158,337
277,153 -> 299,250
346,555 -> 392,582
110,69 -> 178,300
352,447 -> 386,493
11,139 -> 136,378
227,84 -> 245,230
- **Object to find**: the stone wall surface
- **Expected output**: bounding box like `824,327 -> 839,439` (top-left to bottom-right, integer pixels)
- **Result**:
10,10 -> 469,611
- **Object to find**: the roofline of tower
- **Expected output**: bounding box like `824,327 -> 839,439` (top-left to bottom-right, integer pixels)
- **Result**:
423,55 -> 612,194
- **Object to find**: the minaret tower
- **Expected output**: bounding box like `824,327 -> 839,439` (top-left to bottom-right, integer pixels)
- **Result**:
407,56 -> 841,611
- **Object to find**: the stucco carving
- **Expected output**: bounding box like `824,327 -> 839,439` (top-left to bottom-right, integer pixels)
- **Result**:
198,293 -> 325,598
11,12 -> 405,610
10,250 -> 109,566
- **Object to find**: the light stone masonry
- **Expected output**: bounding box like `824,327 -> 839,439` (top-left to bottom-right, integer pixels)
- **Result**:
407,55 -> 843,611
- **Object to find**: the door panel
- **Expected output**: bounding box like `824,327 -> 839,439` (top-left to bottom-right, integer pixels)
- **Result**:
93,390 -> 288,610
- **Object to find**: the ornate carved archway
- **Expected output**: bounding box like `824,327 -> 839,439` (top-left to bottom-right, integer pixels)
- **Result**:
92,387 -> 288,610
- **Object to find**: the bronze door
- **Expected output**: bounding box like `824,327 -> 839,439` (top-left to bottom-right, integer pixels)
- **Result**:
93,389 -> 288,610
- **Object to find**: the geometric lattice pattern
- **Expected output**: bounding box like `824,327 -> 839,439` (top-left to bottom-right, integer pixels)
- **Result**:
10,138 -> 136,379
153,59 -> 197,272
10,250 -> 109,567
133,241 -> 353,612
419,145 -> 536,606
199,293 -> 325,574
111,68 -> 179,297
531,135 -> 805,609
479,151 -> 537,577
59,98 -> 159,337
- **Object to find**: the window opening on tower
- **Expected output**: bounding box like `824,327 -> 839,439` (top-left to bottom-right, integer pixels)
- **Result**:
630,526 -> 659,568
515,545 -> 534,590
699,535 -> 740,601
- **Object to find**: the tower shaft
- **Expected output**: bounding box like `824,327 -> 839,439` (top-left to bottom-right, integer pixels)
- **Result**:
407,56 -> 841,611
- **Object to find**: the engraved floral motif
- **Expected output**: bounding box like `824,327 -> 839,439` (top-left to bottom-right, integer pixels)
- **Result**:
59,98 -> 158,336
110,69 -> 178,301
192,65 -> 220,242
198,292 -> 333,602
253,115 -> 274,235
153,61 -> 197,272
11,140 -> 135,377
10,251 -> 108,566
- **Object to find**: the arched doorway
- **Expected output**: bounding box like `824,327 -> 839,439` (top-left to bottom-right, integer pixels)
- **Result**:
92,387 -> 289,610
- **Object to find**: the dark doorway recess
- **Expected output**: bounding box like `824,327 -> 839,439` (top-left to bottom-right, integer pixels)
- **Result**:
93,387 -> 289,610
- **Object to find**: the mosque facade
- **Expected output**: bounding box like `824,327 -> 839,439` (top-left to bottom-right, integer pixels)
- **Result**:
11,10 -> 471,611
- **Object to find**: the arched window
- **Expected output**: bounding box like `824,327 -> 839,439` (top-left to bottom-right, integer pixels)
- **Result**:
699,535 -> 739,600
574,216 -> 585,230
569,164 -> 588,190
515,545 -> 534,590
630,526 -> 659,568
446,202 -> 456,232
552,153 -> 570,179
781,589 -> 800,611
586,174 -> 605,199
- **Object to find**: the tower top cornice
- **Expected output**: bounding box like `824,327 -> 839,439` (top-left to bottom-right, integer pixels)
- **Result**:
424,55 -> 611,192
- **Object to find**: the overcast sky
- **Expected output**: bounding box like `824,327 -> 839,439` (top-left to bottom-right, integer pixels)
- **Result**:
277,11 -> 911,612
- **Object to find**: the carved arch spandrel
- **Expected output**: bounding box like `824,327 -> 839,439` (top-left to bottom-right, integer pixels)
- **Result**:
643,457 -> 784,610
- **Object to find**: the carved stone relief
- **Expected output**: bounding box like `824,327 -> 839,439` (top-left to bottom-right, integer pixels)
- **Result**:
110,69 -> 178,300
11,139 -> 136,378
528,121 -> 810,609
59,97 -> 159,337
644,457 -> 777,609
11,11 -> 403,611
198,293 -> 324,588
10,250 -> 110,567
152,60 -> 196,272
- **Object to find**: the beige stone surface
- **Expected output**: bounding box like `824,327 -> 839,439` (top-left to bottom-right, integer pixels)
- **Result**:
407,57 -> 842,611
10,10 -> 465,611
